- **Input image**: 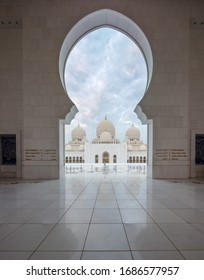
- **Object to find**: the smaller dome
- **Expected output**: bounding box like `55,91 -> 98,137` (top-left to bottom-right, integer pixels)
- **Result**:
71,124 -> 86,141
100,131 -> 113,143
65,144 -> 72,150
139,144 -> 147,150
126,124 -> 140,140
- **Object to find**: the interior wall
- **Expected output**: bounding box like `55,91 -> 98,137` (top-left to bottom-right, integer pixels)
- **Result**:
0,0 -> 204,179
189,17 -> 204,177
0,18 -> 22,177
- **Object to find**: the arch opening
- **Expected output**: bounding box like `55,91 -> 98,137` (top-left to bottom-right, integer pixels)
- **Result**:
60,9 -> 153,126
59,9 -> 153,177
102,152 -> 110,163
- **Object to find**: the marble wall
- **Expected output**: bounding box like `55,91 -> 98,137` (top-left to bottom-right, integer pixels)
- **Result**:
0,0 -> 203,179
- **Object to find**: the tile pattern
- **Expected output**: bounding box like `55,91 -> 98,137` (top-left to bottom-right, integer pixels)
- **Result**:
0,172 -> 204,259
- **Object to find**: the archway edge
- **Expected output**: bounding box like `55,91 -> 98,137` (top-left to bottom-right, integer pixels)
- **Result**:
59,9 -> 153,92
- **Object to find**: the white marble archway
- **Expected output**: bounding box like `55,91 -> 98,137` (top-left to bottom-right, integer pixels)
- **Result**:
59,9 -> 153,124
59,9 -> 153,175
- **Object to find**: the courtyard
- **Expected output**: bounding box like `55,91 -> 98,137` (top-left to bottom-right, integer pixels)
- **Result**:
0,169 -> 204,260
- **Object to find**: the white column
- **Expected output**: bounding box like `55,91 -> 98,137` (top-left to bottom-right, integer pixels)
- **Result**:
59,120 -> 65,167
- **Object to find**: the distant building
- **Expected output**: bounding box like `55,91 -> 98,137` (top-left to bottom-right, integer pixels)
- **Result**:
65,117 -> 147,164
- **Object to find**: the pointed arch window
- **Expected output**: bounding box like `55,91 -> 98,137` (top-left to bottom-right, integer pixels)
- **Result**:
113,155 -> 117,163
103,152 -> 109,163
95,155 -> 99,163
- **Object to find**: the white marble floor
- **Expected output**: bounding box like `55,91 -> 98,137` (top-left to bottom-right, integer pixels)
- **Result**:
0,170 -> 204,260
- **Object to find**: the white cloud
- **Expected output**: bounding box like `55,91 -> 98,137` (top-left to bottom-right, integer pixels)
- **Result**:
64,27 -> 147,143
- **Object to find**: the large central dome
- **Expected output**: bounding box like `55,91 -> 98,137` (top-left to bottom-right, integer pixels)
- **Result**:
96,116 -> 115,138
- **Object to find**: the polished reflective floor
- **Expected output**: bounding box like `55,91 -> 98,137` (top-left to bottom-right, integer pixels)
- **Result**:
0,169 -> 204,260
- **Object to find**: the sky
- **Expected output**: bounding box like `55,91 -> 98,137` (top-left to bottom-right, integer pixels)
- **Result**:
64,27 -> 147,143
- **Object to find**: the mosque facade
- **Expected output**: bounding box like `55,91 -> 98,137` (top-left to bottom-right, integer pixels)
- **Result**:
65,118 -> 147,164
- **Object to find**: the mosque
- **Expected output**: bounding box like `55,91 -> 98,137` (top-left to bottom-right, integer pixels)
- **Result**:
65,117 -> 147,164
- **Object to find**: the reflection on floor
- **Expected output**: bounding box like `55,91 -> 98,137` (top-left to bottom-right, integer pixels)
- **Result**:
65,164 -> 146,175
0,170 -> 204,260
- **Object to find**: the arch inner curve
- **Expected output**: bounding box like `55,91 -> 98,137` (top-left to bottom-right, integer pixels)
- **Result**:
59,9 -> 153,100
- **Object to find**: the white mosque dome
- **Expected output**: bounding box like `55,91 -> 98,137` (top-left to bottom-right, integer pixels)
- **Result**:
126,124 -> 140,140
100,131 -> 113,143
71,124 -> 86,141
96,116 -> 115,138
65,144 -> 72,150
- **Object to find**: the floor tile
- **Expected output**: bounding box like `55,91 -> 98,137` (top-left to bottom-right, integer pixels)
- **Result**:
59,209 -> 93,223
125,224 -> 175,250
131,193 -> 149,200
62,194 -> 79,200
19,200 -> 54,210
30,251 -> 81,260
95,200 -> 118,209
116,194 -> 135,200
146,209 -> 186,223
148,194 -> 171,200
0,210 -> 12,218
91,209 -> 122,223
45,200 -> 74,209
97,194 -> 116,200
172,209 -> 204,223
159,223 -> 204,250
0,224 -> 21,240
0,224 -> 54,250
132,250 -> 184,260
38,224 -> 89,251
0,251 -> 32,260
71,200 -> 95,209
84,224 -> 129,250
32,194 -> 62,201
138,199 -> 167,209
120,209 -> 154,223
27,209 -> 66,224
158,199 -> 190,209
78,194 -> 97,200
180,250 -> 204,260
117,200 -> 142,209
0,209 -> 39,223
192,223 -> 204,234
0,200 -> 31,210
82,251 -> 132,260
184,200 -> 204,208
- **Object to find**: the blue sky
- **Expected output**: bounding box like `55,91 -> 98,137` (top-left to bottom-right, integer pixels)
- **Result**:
64,27 -> 147,143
